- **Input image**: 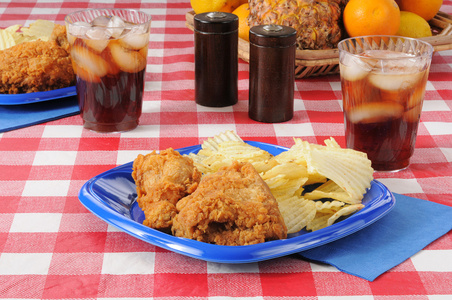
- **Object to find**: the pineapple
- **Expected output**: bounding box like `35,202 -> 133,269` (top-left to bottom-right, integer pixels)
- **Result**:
247,0 -> 348,50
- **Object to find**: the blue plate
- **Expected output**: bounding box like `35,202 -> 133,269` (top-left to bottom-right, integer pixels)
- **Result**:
0,86 -> 76,105
78,141 -> 395,263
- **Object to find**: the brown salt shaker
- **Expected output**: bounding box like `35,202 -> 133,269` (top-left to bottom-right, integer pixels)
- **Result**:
194,12 -> 238,107
249,24 -> 296,122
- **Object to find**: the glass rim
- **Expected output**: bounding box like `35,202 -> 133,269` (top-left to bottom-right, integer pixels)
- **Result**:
64,8 -> 151,28
337,35 -> 434,59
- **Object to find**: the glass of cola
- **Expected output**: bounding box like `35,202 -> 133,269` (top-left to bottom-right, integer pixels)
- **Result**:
65,9 -> 151,133
338,36 -> 433,171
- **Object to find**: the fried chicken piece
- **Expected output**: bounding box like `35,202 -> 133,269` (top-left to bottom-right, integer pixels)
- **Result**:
132,148 -> 202,231
0,24 -> 75,94
172,161 -> 287,246
50,23 -> 71,53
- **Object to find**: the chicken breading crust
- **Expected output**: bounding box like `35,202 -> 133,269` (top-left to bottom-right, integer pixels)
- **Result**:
132,148 -> 202,231
172,161 -> 288,246
0,24 -> 75,94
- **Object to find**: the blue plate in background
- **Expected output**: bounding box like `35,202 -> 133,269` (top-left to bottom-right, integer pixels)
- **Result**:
0,86 -> 76,105
78,142 -> 395,263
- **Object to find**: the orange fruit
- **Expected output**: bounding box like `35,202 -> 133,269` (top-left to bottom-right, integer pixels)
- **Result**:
232,3 -> 250,41
219,0 -> 242,13
398,0 -> 443,21
343,0 -> 401,37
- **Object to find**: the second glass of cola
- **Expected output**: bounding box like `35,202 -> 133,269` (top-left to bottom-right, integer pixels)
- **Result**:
338,36 -> 433,171
65,9 -> 151,133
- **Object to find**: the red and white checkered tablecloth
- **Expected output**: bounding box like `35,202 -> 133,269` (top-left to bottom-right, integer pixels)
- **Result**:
1,0 -> 451,298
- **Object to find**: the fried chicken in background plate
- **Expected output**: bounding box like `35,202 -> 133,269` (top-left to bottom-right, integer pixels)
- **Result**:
50,23 -> 71,53
172,161 -> 288,246
132,148 -> 202,231
0,24 -> 75,94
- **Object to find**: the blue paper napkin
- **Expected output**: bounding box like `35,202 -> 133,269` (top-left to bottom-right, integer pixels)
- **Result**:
299,193 -> 452,281
0,96 -> 80,133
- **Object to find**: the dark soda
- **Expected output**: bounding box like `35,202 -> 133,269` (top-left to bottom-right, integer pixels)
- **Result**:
340,49 -> 429,171
68,15 -> 149,132
76,69 -> 145,132
345,116 -> 419,171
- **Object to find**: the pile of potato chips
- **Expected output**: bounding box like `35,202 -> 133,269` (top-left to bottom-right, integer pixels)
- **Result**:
188,131 -> 374,234
0,20 -> 56,50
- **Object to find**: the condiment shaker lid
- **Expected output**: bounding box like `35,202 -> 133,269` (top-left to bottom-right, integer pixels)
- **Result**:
250,24 -> 296,47
194,12 -> 238,34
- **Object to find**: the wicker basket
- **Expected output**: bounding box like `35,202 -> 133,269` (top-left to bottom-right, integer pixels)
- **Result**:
185,10 -> 452,79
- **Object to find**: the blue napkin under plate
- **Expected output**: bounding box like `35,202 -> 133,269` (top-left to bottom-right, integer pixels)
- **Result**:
0,96 -> 79,133
299,193 -> 452,281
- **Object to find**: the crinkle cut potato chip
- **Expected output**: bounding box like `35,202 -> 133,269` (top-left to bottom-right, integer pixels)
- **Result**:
278,196 -> 316,234
315,200 -> 345,214
5,25 -> 20,33
190,142 -> 272,174
308,148 -> 373,204
326,204 -> 365,227
268,176 -> 307,199
187,131 -> 374,234
261,162 -> 308,180
273,147 -> 308,166
289,137 -> 373,204
0,30 -> 16,50
0,20 -> 55,51
20,20 -> 55,40
200,130 -> 243,153
306,203 -> 364,231
303,180 -> 352,202
189,131 -> 273,175
306,212 -> 331,232
273,141 -> 328,186
323,137 -> 342,149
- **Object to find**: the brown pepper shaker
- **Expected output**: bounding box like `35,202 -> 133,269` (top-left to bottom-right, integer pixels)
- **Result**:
249,24 -> 296,123
194,12 -> 238,107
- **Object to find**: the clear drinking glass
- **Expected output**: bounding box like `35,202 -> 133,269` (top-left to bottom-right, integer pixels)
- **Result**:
65,9 -> 151,133
338,36 -> 433,171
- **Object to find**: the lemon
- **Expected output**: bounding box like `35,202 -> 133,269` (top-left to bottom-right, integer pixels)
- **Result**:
396,11 -> 433,38
190,0 -> 228,14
